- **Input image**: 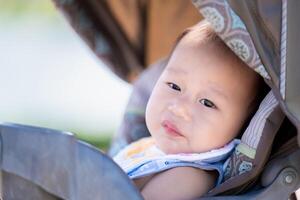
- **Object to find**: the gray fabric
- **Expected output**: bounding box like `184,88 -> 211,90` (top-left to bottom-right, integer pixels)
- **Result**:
226,0 -> 300,140
192,0 -> 271,80
227,0 -> 282,86
280,0 -> 287,99
285,0 -> 300,134
2,172 -> 60,200
0,123 -> 142,200
242,91 -> 279,149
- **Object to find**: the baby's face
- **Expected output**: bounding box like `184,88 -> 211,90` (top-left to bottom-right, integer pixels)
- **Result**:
145,41 -> 258,154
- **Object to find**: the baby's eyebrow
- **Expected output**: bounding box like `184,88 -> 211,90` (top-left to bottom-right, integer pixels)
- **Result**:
208,84 -> 229,100
165,67 -> 187,74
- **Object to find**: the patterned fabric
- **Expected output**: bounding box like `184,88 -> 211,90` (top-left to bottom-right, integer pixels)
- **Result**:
192,0 -> 270,80
223,91 -> 279,180
114,137 -> 240,185
223,147 -> 253,181
241,91 -> 278,150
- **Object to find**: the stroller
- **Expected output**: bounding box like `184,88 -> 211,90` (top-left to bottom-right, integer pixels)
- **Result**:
1,0 -> 300,199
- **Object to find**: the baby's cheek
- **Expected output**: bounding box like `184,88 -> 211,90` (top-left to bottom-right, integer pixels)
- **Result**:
145,100 -> 156,130
198,112 -> 228,135
146,99 -> 163,134
194,110 -> 217,126
222,110 -> 245,137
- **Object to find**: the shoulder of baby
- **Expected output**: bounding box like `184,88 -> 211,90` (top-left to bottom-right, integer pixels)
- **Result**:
153,167 -> 216,185
164,167 -> 212,177
142,167 -> 216,198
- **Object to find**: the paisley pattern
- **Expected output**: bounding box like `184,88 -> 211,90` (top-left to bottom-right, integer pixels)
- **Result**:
223,148 -> 253,181
223,91 -> 279,181
192,0 -> 270,80
201,7 -> 225,32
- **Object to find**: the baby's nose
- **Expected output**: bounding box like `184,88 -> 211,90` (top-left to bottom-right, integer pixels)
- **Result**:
168,104 -> 191,121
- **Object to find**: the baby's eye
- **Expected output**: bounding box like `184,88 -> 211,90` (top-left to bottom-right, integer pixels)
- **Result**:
166,82 -> 181,91
199,99 -> 216,108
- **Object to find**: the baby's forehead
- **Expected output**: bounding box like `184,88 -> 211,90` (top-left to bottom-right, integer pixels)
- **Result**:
165,67 -> 188,75
168,36 -> 260,84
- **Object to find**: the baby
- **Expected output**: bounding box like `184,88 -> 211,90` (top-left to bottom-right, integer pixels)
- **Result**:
114,20 -> 263,200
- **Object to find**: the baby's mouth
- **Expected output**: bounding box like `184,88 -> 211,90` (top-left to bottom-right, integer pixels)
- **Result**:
161,120 -> 184,137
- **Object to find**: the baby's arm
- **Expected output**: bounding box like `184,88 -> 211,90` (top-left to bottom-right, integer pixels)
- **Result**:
141,167 -> 216,200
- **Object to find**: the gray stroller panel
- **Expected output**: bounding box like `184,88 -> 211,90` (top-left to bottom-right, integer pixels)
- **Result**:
0,123 -> 143,200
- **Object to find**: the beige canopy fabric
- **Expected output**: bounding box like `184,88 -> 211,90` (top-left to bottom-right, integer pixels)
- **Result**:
107,1 -> 202,66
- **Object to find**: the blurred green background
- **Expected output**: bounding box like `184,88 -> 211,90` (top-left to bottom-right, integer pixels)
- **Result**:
0,0 -> 132,151
1,0 -> 56,15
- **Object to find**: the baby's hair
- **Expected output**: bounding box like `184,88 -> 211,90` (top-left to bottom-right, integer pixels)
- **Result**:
173,20 -> 220,46
171,20 -> 245,67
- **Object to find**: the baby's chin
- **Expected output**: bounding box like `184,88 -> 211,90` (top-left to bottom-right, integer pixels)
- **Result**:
155,140 -> 217,155
160,147 -> 185,155
155,141 -> 193,155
